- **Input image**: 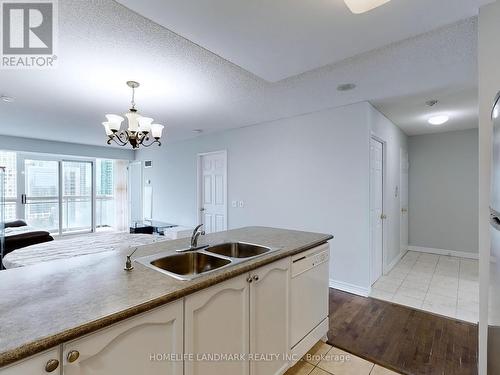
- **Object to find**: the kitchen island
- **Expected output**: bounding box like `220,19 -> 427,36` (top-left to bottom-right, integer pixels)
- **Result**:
0,226 -> 332,374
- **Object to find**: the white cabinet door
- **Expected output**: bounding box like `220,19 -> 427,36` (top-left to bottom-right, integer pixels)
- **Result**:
62,300 -> 183,375
0,347 -> 61,375
250,258 -> 290,375
185,274 -> 250,375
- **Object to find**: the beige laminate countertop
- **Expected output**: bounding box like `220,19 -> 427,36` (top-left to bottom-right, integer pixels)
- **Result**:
0,226 -> 333,367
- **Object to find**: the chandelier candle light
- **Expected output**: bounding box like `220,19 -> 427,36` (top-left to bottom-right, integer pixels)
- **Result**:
102,81 -> 164,149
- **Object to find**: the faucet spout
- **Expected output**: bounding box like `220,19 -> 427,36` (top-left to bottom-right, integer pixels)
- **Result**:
190,224 -> 205,249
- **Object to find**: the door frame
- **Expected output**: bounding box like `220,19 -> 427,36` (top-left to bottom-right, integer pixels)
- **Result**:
196,150 -> 228,230
399,147 -> 409,257
369,135 -> 388,284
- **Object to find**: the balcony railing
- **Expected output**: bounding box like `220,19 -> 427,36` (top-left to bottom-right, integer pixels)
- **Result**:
1,195 -> 115,234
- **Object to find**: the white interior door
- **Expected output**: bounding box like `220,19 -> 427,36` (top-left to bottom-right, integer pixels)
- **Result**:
198,151 -> 227,233
400,148 -> 409,254
370,138 -> 384,285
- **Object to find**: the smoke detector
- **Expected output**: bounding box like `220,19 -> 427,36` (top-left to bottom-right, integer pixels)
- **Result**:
337,83 -> 357,92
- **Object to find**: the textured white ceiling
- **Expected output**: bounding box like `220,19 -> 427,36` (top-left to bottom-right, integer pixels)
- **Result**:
373,87 -> 478,136
0,1 -> 481,147
117,0 -> 491,82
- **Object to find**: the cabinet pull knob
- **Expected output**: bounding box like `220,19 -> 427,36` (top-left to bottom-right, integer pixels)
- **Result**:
67,350 -> 80,363
45,359 -> 59,372
252,275 -> 259,281
246,276 -> 253,283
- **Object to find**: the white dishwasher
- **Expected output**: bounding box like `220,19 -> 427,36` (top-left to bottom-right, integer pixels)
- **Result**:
290,243 -> 330,354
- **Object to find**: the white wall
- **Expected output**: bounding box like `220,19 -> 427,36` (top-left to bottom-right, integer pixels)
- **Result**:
370,106 -> 409,269
0,135 -> 134,160
137,103 -> 371,292
478,3 -> 500,373
136,102 -> 406,294
408,129 -> 479,254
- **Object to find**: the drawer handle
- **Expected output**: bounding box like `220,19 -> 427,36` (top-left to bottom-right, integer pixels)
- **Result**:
252,275 -> 259,281
45,359 -> 59,372
67,350 -> 80,363
246,276 -> 253,283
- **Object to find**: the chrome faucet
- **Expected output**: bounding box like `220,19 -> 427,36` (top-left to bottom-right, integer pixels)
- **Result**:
190,224 -> 206,249
176,224 -> 207,253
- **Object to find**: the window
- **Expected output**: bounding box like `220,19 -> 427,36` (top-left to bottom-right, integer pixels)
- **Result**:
96,159 -> 115,230
0,151 -> 17,221
0,151 -> 128,234
62,161 -> 92,233
24,159 -> 59,232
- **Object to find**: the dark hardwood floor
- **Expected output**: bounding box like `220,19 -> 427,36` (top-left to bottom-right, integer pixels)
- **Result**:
327,289 -> 478,375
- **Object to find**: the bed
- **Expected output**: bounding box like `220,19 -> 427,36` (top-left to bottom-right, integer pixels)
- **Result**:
3,221 -> 54,256
2,231 -> 170,269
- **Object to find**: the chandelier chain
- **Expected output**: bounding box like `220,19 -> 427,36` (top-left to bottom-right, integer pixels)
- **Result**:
131,86 -> 136,110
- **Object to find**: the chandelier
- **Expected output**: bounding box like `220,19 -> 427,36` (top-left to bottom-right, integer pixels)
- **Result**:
102,81 -> 164,149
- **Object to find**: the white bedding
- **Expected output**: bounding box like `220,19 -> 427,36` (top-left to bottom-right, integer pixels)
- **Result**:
2,231 -> 169,269
4,225 -> 44,237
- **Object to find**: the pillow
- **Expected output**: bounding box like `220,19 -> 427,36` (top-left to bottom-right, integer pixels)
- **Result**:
4,220 -> 27,228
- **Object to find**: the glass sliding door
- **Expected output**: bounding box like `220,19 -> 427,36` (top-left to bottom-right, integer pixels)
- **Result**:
23,159 -> 60,233
18,156 -> 95,235
62,161 -> 93,234
96,159 -> 115,230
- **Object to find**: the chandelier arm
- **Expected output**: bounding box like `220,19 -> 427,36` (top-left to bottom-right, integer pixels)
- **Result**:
140,138 -> 161,147
108,136 -> 126,147
116,131 -> 130,145
109,131 -> 129,146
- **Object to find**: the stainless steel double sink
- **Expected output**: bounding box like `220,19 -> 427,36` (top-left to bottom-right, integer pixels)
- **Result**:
135,242 -> 278,280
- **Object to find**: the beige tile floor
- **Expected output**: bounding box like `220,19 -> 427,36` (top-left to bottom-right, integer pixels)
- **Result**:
369,251 -> 479,323
285,342 -> 400,375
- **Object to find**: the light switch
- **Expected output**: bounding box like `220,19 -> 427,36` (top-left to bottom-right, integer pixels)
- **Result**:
238,201 -> 244,208
232,201 -> 237,208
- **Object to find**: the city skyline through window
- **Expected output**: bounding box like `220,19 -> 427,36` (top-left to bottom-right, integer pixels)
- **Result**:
0,152 -> 121,234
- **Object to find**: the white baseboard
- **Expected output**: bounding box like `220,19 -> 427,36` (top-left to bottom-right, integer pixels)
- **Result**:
408,245 -> 479,260
384,250 -> 406,274
329,279 -> 371,297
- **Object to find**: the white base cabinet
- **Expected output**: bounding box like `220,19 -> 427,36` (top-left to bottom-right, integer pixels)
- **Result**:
250,258 -> 290,375
185,273 -> 250,375
1,246 -> 328,375
62,299 -> 183,375
185,257 -> 290,375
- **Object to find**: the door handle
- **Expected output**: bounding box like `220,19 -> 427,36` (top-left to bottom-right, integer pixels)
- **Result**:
200,208 -> 205,212
21,194 -> 26,205
401,208 -> 408,213
380,214 -> 387,220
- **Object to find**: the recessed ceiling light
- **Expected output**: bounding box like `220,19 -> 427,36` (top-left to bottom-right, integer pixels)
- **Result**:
344,0 -> 391,14
337,83 -> 356,92
192,129 -> 203,134
1,95 -> 15,103
428,115 -> 449,126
